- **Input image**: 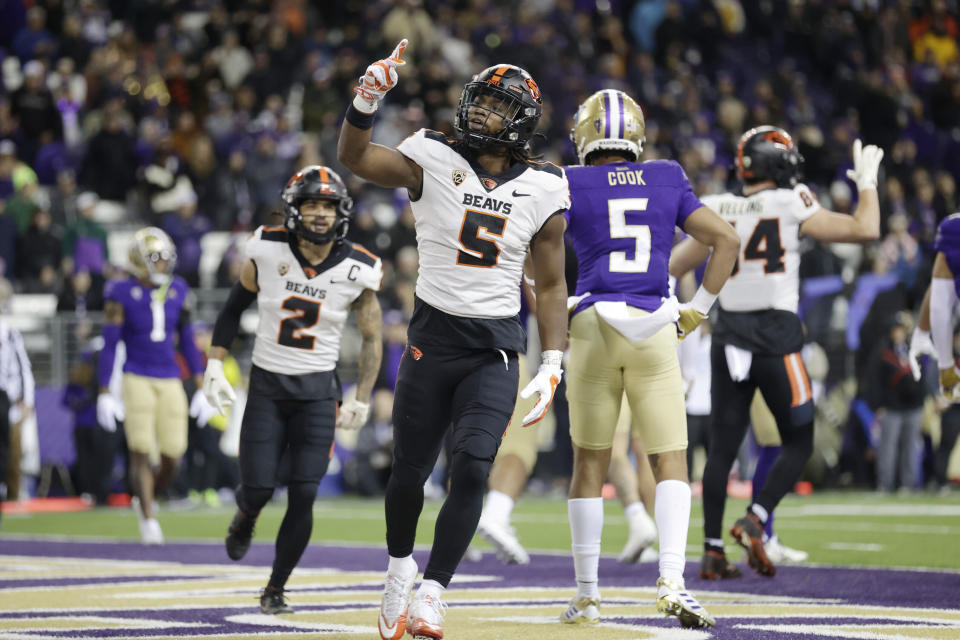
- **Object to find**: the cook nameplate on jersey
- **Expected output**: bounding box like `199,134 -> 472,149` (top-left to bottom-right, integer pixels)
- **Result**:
245,228 -> 382,376
396,128 -> 570,351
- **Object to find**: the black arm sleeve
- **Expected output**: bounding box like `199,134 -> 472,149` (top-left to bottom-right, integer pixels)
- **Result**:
211,282 -> 257,349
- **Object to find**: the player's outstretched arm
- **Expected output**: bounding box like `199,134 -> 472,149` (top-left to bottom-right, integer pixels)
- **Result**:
799,139 -> 882,243
337,288 -> 383,430
674,206 -> 740,339
337,39 -> 422,193
521,214 -> 568,426
929,252 -> 960,397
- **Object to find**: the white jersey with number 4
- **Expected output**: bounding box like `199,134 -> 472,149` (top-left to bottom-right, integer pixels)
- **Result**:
245,227 -> 383,375
701,184 -> 819,313
397,128 -> 570,318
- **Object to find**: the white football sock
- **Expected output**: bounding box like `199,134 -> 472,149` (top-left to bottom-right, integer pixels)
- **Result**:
655,479 -> 691,582
568,497 -> 603,596
417,578 -> 445,601
387,554 -> 417,577
624,501 -> 645,522
482,490 -> 515,523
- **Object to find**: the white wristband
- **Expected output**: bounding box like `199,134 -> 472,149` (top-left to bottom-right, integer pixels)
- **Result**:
540,350 -> 563,368
690,286 -> 718,316
352,93 -> 379,114
205,358 -> 224,375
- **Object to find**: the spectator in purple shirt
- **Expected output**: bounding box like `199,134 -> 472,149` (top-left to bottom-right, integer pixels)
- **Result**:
163,189 -> 211,288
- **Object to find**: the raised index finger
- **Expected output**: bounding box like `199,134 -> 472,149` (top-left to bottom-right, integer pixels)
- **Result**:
390,39 -> 408,64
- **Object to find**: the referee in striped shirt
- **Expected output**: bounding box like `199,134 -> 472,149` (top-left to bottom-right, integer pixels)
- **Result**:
0,279 -> 35,517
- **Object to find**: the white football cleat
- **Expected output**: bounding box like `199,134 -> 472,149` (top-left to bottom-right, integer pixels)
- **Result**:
560,595 -> 600,624
139,518 -> 164,546
656,577 -> 714,628
764,535 -> 809,563
619,507 -> 657,563
407,592 -> 446,639
476,516 -> 530,565
378,561 -> 417,640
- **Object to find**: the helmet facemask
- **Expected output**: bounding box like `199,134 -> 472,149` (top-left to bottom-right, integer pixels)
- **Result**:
454,65 -> 542,150
129,227 -> 177,287
281,166 -> 353,245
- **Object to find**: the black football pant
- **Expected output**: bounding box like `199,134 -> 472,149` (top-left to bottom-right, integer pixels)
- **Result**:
702,343 -> 814,541
236,375 -> 336,590
387,343 -> 519,587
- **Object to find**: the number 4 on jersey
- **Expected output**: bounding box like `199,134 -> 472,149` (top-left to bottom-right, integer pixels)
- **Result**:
731,218 -> 785,276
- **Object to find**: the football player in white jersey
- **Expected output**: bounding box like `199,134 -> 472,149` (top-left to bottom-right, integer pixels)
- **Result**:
671,126 -> 882,579
202,165 -> 383,615
339,40 -> 569,640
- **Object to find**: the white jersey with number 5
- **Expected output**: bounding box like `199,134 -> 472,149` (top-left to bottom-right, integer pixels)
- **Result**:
245,227 -> 383,375
397,128 -> 570,318
701,183 -> 819,313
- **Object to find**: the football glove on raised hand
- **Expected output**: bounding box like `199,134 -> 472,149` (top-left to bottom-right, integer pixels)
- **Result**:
353,39 -> 407,113
202,359 -> 236,416
845,139 -> 884,191
907,327 -> 935,381
940,366 -> 960,401
520,350 -> 563,426
336,399 -> 370,430
96,393 -> 124,432
676,304 -> 707,341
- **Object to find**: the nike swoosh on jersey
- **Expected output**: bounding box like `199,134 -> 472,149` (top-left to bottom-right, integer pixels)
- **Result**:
512,189 -> 531,197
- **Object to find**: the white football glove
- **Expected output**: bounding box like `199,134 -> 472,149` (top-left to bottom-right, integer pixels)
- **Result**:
520,350 -> 563,426
189,389 -> 219,428
353,38 -> 407,113
202,359 -> 236,416
907,327 -> 935,381
845,138 -> 884,191
336,399 -> 370,430
96,393 -> 124,432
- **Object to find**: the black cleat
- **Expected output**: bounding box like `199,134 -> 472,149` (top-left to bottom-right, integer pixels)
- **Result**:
260,586 -> 293,614
730,512 -> 776,577
699,549 -> 743,580
225,510 -> 257,561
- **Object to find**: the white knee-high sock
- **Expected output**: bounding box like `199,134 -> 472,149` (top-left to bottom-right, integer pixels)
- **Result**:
482,490 -> 514,523
568,497 -> 603,598
655,479 -> 691,582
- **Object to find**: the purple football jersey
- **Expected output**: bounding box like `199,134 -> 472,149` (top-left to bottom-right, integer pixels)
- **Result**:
104,275 -> 192,379
935,213 -> 960,297
564,160 -> 703,314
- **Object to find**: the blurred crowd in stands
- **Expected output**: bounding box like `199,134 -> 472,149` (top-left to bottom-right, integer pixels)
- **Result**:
1,0 -> 960,501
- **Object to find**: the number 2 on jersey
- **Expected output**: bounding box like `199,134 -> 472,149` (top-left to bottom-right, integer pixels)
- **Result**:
731,218 -> 785,276
457,209 -> 506,268
277,296 -> 321,349
608,198 -> 651,273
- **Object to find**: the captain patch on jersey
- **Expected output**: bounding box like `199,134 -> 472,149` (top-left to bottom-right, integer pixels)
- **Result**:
397,128 -> 570,318
245,226 -> 382,375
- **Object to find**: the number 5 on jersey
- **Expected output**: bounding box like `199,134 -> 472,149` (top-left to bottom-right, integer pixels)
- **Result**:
457,209 -> 507,267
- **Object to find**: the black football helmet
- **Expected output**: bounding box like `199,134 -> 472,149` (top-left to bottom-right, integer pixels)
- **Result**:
455,64 -> 543,150
281,165 -> 353,244
736,126 -> 804,188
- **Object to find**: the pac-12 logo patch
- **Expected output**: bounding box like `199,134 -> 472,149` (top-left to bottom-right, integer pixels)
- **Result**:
452,169 -> 466,186
409,345 -> 423,360
278,262 -> 289,276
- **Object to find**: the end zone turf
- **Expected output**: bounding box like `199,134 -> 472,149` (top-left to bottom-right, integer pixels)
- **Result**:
3,538 -> 959,639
